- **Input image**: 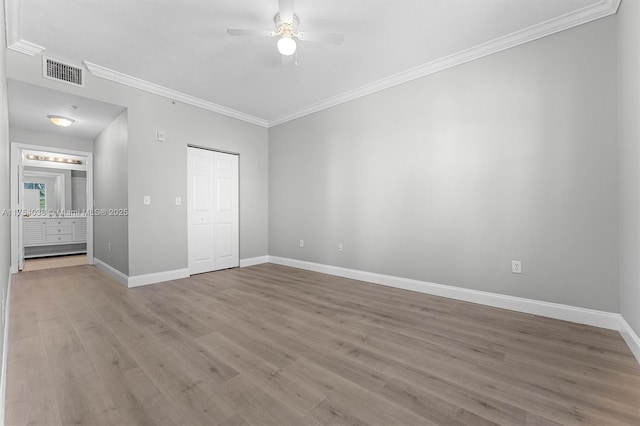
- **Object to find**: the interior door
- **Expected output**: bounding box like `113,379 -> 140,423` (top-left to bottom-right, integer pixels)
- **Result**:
188,147 -> 216,275
212,151 -> 239,270
187,147 -> 239,275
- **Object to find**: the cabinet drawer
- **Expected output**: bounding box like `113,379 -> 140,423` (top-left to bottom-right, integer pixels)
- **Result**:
46,234 -> 73,244
46,219 -> 72,227
46,226 -> 73,235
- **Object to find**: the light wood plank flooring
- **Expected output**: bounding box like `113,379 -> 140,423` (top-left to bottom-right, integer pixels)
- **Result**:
22,254 -> 87,271
6,263 -> 640,425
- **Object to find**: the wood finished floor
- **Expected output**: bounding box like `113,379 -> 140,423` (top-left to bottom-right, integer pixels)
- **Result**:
22,254 -> 87,272
6,264 -> 640,426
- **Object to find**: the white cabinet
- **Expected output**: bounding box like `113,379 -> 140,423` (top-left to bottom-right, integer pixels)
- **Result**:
24,219 -> 47,245
24,217 -> 87,247
73,218 -> 87,241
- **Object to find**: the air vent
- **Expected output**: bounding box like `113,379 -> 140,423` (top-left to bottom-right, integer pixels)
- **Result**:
42,56 -> 85,87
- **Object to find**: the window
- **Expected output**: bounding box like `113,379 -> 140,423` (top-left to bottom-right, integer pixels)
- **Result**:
24,182 -> 46,210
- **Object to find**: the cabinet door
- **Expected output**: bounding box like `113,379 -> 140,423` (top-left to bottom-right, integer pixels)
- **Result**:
73,218 -> 87,242
24,220 -> 46,246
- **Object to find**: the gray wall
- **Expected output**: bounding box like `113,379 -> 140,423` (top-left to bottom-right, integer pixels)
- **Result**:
0,0 -> 11,405
94,110 -> 129,275
618,0 -> 640,335
9,126 -> 94,152
269,17 -> 619,312
6,51 -> 269,277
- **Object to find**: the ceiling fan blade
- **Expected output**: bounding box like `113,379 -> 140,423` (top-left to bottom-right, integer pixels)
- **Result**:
297,31 -> 344,45
279,0 -> 295,23
227,29 -> 276,37
281,52 -> 298,67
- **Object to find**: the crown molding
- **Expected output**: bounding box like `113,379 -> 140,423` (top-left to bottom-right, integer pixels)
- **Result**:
7,39 -> 44,55
5,0 -> 620,128
267,0 -> 621,126
83,62 -> 268,127
4,0 -> 45,55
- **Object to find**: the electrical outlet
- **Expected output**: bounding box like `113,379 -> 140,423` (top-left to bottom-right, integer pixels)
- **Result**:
143,195 -> 151,205
337,243 -> 343,252
512,260 -> 522,274
175,197 -> 181,206
299,239 -> 304,248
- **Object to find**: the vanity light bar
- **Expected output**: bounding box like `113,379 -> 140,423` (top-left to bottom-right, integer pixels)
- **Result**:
25,154 -> 83,165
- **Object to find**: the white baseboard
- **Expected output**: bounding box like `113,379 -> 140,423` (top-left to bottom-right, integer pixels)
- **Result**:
619,317 -> 640,363
128,268 -> 189,288
1,272 -> 13,426
94,258 -> 128,287
94,259 -> 188,288
240,256 -> 270,268
267,256 -> 622,330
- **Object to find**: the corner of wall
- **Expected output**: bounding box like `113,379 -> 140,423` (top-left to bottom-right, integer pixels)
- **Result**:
1,0 -> 13,422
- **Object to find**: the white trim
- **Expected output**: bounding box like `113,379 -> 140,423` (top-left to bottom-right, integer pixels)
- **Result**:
267,0 -> 621,126
240,256 -> 269,267
4,0 -> 45,55
1,272 -> 13,426
127,268 -> 189,288
83,62 -> 268,128
7,39 -> 44,56
267,256 -> 622,330
93,258 -> 128,287
619,317 -> 640,363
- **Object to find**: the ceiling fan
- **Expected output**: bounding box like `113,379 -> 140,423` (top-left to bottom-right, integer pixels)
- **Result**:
226,0 -> 344,63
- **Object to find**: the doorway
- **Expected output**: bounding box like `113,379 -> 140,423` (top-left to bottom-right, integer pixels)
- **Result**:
10,144 -> 94,272
187,147 -> 239,275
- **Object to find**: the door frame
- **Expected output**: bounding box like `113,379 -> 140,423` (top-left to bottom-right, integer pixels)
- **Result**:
10,143 -> 94,273
186,144 -> 240,275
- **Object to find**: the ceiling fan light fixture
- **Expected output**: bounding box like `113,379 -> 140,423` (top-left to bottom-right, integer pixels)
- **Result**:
277,36 -> 297,56
47,115 -> 75,127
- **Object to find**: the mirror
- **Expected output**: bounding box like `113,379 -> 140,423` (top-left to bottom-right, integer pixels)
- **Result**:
23,166 -> 87,214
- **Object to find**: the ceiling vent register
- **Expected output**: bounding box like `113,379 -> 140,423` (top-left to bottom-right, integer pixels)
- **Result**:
42,57 -> 85,87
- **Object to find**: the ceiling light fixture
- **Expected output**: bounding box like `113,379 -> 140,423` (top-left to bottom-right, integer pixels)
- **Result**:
24,153 -> 82,165
275,14 -> 298,56
47,115 -> 75,127
277,36 -> 297,56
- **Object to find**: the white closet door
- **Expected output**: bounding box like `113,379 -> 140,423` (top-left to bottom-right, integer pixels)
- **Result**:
187,147 -> 239,275
213,151 -> 239,270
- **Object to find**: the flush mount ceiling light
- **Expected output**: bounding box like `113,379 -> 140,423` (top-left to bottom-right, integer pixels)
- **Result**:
47,115 -> 75,127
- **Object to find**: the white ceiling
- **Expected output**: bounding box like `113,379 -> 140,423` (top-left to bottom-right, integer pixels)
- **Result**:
7,79 -> 126,139
8,0 -> 618,126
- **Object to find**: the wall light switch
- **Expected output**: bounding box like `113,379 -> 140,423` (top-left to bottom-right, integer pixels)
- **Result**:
143,195 -> 151,205
155,130 -> 166,142
175,197 -> 181,206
